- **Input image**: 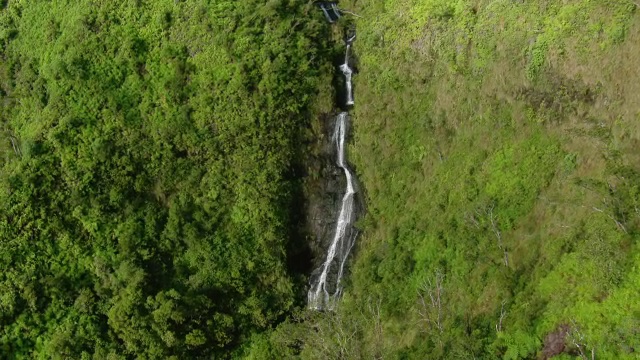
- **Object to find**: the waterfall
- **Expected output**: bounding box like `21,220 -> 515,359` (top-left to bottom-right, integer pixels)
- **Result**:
308,22 -> 359,311
341,33 -> 356,106
308,112 -> 358,311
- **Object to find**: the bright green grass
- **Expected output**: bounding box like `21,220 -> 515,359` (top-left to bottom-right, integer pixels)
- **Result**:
253,1 -> 640,359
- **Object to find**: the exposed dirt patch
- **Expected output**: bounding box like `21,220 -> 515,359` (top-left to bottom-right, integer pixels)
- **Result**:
541,324 -> 570,359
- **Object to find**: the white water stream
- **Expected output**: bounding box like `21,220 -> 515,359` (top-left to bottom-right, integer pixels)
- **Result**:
308,112 -> 358,310
340,41 -> 355,106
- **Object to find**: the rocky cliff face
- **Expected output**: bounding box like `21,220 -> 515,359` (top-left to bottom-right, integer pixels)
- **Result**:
305,112 -> 347,263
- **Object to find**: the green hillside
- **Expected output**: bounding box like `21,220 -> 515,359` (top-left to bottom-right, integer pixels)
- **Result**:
255,1 -> 640,359
1,0 -> 639,359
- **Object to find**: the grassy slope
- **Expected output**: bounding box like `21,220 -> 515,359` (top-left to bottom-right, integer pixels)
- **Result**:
277,1 -> 640,359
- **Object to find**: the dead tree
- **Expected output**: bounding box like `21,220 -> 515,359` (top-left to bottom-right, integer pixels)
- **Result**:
568,319 -> 593,360
313,310 -> 359,360
417,270 -> 444,333
486,204 -> 509,267
357,297 -> 384,360
367,297 -> 383,348
464,203 -> 510,267
495,300 -> 507,333
592,205 -> 627,233
464,210 -> 481,229
578,181 -> 629,234
9,136 -> 22,158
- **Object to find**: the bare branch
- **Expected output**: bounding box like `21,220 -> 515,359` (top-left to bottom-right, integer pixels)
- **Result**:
495,300 -> 507,333
10,136 -> 22,158
417,270 -> 444,333
487,204 -> 509,266
488,205 -> 502,249
569,319 -> 590,360
464,211 -> 480,229
436,147 -> 444,162
338,8 -> 363,18
592,206 -> 628,234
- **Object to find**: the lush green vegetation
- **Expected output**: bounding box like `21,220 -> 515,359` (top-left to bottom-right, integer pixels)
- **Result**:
251,0 -> 640,359
0,1 -> 335,358
2,0 -> 640,359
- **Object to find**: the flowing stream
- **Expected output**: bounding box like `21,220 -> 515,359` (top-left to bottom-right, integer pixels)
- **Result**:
308,32 -> 359,311
340,38 -> 355,105
308,112 -> 358,310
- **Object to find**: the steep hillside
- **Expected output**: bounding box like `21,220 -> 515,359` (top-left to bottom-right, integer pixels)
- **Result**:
0,1 -> 334,358
257,1 -> 640,359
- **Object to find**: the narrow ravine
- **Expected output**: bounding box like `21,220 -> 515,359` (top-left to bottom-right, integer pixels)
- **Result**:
308,28 -> 360,311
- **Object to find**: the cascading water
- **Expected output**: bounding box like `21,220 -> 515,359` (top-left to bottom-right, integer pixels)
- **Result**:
308,30 -> 360,311
340,34 -> 356,106
308,112 -> 358,310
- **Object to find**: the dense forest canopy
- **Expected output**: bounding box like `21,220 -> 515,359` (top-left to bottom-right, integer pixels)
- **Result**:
2,0 -> 640,359
0,0 -> 332,358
